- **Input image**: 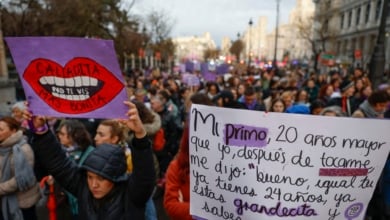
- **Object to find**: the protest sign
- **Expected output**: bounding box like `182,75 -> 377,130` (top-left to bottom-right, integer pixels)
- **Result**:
5,37 -> 128,119
189,104 -> 390,220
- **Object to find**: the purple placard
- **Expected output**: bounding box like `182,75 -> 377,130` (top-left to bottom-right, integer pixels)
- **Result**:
200,62 -> 208,74
185,61 -> 194,73
5,37 -> 128,119
223,123 -> 269,147
216,63 -> 230,75
202,71 -> 217,82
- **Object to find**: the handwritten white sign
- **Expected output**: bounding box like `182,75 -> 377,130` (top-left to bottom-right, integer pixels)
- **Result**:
189,104 -> 390,220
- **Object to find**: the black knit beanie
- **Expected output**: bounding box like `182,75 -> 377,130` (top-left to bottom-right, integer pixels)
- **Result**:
81,143 -> 128,182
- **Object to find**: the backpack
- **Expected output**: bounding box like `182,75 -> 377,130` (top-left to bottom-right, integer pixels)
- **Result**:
153,128 -> 166,151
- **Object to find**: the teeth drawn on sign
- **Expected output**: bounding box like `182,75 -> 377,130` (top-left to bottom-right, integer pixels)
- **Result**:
23,57 -> 124,114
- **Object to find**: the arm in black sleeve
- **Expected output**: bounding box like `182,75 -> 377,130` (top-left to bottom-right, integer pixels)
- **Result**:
29,131 -> 83,196
128,135 -> 156,206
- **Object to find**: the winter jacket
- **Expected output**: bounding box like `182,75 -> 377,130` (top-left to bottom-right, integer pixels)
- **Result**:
163,159 -> 191,220
0,130 -> 41,208
30,131 -> 155,220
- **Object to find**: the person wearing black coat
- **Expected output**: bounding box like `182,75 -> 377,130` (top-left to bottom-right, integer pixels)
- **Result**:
25,101 -> 155,220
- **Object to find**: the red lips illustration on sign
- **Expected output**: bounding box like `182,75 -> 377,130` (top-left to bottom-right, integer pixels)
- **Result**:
23,57 -> 124,114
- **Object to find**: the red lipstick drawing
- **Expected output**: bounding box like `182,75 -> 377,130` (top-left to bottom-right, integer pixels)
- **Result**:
23,57 -> 124,114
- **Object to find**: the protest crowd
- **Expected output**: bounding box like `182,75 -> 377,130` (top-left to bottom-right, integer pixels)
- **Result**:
0,62 -> 390,220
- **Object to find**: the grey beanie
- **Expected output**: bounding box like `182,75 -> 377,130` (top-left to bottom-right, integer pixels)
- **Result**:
81,143 -> 128,182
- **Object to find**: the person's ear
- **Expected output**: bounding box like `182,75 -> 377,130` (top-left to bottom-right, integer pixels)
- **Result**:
111,136 -> 120,144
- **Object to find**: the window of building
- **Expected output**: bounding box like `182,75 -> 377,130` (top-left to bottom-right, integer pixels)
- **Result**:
324,19 -> 329,32
365,3 -> 370,23
356,7 -> 361,25
376,0 -> 382,20
340,13 -> 344,28
348,10 -> 352,27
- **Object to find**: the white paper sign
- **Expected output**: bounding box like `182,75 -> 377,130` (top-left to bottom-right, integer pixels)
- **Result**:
189,104 -> 390,220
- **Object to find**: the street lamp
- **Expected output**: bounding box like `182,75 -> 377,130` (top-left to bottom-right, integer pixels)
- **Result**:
248,18 -> 253,69
273,0 -> 281,74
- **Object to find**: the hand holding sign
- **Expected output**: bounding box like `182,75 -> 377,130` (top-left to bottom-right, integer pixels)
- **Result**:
119,101 -> 147,139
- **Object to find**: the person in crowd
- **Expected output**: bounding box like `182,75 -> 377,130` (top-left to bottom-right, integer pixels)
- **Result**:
280,90 -> 294,109
178,87 -> 191,125
94,119 -> 134,177
294,89 -> 310,107
163,93 -> 212,220
57,120 -> 95,163
51,119 -> 96,219
11,101 -> 28,131
318,84 -> 334,105
133,88 -> 151,108
358,90 -> 390,220
238,85 -> 266,111
163,125 -> 191,220
213,90 -> 246,109
352,89 -> 390,118
158,89 -> 180,118
0,116 -> 41,220
355,84 -> 373,106
327,80 -> 359,116
150,94 -> 183,177
95,108 -> 159,220
205,82 -> 220,101
319,105 -> 345,117
24,101 -> 155,219
304,78 -> 319,103
309,99 -> 327,115
269,98 -> 286,113
330,78 -> 341,95
131,99 -> 161,201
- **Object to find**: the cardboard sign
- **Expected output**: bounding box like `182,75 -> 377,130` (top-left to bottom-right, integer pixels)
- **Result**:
189,104 -> 390,220
5,37 -> 128,119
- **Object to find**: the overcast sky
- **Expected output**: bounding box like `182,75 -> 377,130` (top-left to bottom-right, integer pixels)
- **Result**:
131,0 -> 297,46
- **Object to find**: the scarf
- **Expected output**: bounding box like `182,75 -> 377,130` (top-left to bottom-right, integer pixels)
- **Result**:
359,100 -> 382,118
0,137 -> 37,220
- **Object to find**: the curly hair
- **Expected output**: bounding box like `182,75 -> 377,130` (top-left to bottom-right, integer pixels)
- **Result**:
98,119 -> 129,146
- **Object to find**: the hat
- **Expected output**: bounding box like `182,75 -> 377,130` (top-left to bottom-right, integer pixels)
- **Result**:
81,144 -> 128,182
340,80 -> 354,92
286,104 -> 310,114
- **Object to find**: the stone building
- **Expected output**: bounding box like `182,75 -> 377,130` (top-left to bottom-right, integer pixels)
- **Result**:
313,0 -> 388,69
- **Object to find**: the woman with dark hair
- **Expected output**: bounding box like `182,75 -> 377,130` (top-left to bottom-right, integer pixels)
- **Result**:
163,93 -> 212,220
163,125 -> 191,220
24,101 -> 155,219
0,116 -> 41,220
57,120 -> 94,160
55,120 -> 95,219
270,98 -> 286,113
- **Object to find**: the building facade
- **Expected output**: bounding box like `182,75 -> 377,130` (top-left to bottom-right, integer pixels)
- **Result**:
172,32 -> 216,63
313,0 -> 388,69
265,0 -> 315,64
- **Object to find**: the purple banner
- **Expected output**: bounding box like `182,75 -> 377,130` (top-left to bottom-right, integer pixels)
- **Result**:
5,37 -> 128,119
223,123 -> 269,147
216,63 -> 230,75
185,61 -> 194,73
202,71 -> 217,82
